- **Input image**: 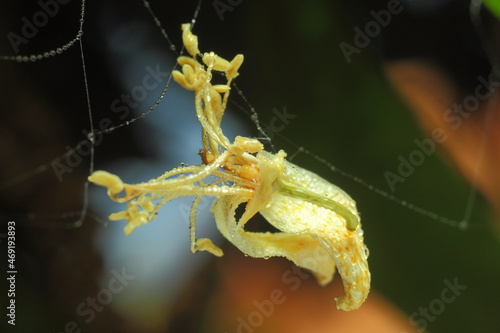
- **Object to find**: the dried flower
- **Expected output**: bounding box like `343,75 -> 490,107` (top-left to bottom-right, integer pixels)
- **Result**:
88,23 -> 370,310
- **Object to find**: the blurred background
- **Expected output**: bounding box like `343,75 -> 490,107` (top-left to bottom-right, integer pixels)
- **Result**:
1,0 -> 499,332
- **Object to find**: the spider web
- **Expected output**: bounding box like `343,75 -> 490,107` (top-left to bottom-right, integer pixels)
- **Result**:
0,0 -> 497,332
0,0 -> 479,230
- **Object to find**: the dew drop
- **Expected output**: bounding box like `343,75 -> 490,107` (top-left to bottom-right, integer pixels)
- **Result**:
458,220 -> 468,231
